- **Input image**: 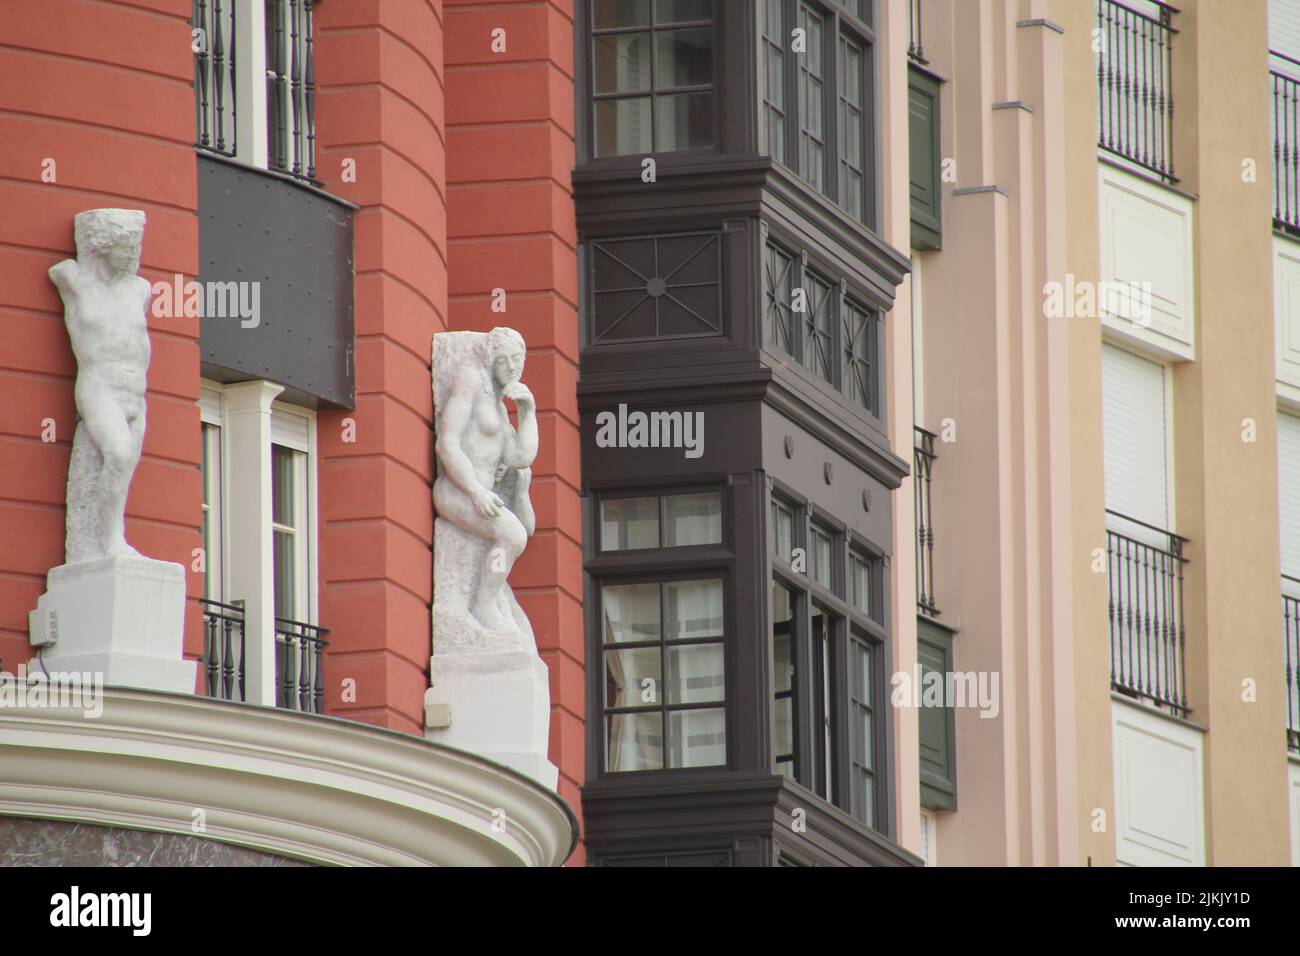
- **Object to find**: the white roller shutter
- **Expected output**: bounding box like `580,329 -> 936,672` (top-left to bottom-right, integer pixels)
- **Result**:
271,405 -> 311,452
1272,0 -> 1300,62
1102,343 -> 1169,531
1278,411 -> 1300,579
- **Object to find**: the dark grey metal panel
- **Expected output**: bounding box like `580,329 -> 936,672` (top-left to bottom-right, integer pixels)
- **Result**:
198,154 -> 356,409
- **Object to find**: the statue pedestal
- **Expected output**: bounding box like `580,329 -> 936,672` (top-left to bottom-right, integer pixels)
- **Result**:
424,651 -> 559,791
31,555 -> 196,694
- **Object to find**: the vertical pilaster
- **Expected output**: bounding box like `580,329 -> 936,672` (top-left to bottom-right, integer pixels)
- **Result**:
222,380 -> 284,707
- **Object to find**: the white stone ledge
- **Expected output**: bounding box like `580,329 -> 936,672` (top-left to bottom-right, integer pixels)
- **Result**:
0,689 -> 577,867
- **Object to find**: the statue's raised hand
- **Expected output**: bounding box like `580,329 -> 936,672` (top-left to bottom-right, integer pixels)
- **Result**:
503,382 -> 534,408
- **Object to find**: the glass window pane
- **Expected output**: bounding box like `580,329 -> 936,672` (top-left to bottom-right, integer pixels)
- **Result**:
668,707 -> 726,767
667,642 -> 724,704
273,528 -> 295,620
201,424 -> 211,508
601,496 -> 660,550
594,32 -> 651,93
605,646 -> 662,708
271,444 -> 295,527
654,0 -> 711,23
772,580 -> 796,772
851,552 -> 872,615
664,492 -> 721,546
811,526 -> 833,588
595,96 -> 652,156
665,578 -> 723,640
771,500 -> 794,561
655,27 -> 712,88
607,711 -> 663,771
602,582 -> 662,643
594,0 -> 650,29
654,91 -> 713,151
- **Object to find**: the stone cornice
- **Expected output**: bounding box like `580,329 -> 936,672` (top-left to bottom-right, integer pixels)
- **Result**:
0,689 -> 577,866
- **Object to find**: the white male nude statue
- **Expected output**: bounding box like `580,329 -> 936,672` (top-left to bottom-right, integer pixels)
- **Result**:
48,209 -> 152,565
432,327 -> 538,640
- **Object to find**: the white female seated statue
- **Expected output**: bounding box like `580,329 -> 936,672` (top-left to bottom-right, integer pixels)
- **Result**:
432,327 -> 539,652
48,208 -> 151,564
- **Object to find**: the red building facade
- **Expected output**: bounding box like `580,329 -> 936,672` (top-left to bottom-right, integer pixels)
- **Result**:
0,0 -> 584,862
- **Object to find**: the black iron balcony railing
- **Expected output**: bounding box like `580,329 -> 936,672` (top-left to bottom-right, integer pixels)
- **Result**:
192,0 -> 237,159
1106,510 -> 1188,715
1271,52 -> 1300,233
1096,0 -> 1178,182
276,617 -> 329,715
914,426 -> 939,617
265,0 -> 319,182
200,598 -> 246,703
1283,577 -> 1300,753
192,0 -> 319,183
907,0 -> 928,65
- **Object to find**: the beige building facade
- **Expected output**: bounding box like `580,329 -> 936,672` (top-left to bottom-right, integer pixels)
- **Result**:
897,0 -> 1300,866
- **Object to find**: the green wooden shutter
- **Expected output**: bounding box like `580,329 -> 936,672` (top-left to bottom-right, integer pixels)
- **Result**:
918,616 -> 957,810
908,67 -> 942,250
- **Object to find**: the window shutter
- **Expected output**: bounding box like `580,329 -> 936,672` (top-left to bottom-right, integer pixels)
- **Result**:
908,68 -> 941,250
199,385 -> 222,426
1271,0 -> 1300,64
1278,411 -> 1300,579
1102,344 -> 1169,530
271,406 -> 310,452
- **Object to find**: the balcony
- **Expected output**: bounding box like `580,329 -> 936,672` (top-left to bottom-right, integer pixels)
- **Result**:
199,599 -> 328,715
1283,579 -> 1300,753
192,0 -> 320,183
1095,0 -> 1178,183
1105,510 -> 1188,715
906,0 -> 927,66
1272,52 -> 1300,234
914,426 -> 939,617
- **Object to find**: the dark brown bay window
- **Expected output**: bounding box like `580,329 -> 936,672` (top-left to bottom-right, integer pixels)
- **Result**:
771,491 -> 885,828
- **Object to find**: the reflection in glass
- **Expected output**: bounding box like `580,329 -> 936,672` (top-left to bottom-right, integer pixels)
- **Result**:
595,96 -> 652,157
772,580 -> 796,779
594,0 -> 651,29
771,500 -> 794,562
850,636 -> 874,826
667,643 -> 724,704
664,492 -> 721,546
668,707 -> 725,767
654,0 -> 711,23
607,712 -> 663,771
605,646 -> 662,708
811,526 -> 833,589
601,497 -> 660,550
655,28 -> 712,87
666,578 -> 723,640
851,551 -> 872,615
594,33 -> 651,93
602,583 -> 661,643
654,92 -> 713,151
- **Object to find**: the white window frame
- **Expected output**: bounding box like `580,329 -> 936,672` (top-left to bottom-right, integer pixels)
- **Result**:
199,379 -> 319,705
269,402 -> 318,627
199,392 -> 226,602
